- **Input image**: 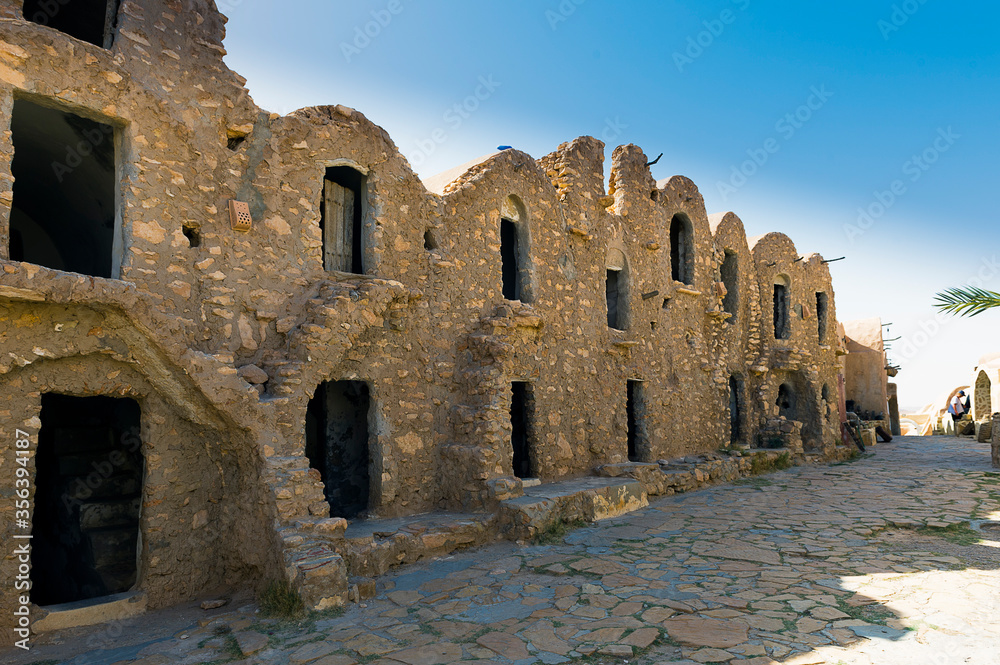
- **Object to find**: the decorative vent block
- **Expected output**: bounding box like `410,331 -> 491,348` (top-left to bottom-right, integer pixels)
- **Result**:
228,200 -> 252,231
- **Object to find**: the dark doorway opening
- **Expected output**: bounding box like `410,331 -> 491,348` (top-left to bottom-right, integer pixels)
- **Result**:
500,219 -> 520,301
305,380 -> 371,519
10,98 -> 117,278
320,166 -> 366,274
729,376 -> 743,445
670,214 -> 693,285
776,383 -> 797,420
31,394 -> 142,607
23,0 -> 120,48
510,381 -> 534,478
773,282 -> 789,339
626,380 -> 647,462
606,269 -> 623,329
721,251 -> 738,320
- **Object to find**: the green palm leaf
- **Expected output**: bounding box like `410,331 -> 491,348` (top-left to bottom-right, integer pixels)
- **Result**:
933,286 -> 1000,317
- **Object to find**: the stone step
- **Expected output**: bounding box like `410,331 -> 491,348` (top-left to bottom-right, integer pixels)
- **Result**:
499,477 -> 648,541
340,512 -> 493,578
283,541 -> 348,612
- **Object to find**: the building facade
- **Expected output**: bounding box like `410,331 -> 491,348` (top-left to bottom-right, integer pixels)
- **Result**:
0,0 -> 851,634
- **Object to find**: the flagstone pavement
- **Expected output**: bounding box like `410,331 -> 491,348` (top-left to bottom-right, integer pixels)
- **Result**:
8,435 -> 1000,665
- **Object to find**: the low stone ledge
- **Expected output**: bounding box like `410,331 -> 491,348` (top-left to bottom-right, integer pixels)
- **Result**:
32,591 -> 147,633
596,447 -> 849,499
499,477 -> 647,541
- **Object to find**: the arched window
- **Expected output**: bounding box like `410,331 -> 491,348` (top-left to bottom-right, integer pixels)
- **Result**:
500,196 -> 531,302
773,275 -> 790,340
721,250 -> 738,321
670,213 -> 694,285
606,248 -> 630,330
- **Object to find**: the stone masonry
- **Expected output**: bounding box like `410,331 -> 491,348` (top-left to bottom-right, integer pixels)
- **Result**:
0,0 -> 853,639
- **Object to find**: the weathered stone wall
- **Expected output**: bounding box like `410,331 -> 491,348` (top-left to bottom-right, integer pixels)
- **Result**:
750,234 -> 841,451
842,318 -> 889,419
0,276 -> 281,640
0,0 -> 851,636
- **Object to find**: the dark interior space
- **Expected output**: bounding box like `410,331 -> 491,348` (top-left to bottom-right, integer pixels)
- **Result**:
777,383 -> 797,420
729,376 -> 743,445
511,381 -> 534,478
305,380 -> 371,519
9,98 -> 117,278
626,380 -> 646,462
423,229 -> 438,250
670,214 -> 692,284
320,166 -> 365,274
721,250 -> 738,319
31,393 -> 142,607
500,219 -> 520,300
773,283 -> 789,339
182,224 -> 200,248
606,269 -> 622,329
23,0 -> 119,48
816,291 -> 828,342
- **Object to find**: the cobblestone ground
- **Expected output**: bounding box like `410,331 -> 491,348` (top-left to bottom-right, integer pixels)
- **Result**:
9,436 -> 1000,665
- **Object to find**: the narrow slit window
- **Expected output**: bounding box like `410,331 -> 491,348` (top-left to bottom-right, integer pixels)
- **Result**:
606,269 -> 622,329
500,219 -> 520,300
606,249 -> 629,330
816,292 -> 828,343
510,381 -> 535,479
320,166 -> 366,274
9,98 -> 118,278
729,376 -> 743,445
670,213 -> 693,285
305,380 -> 372,519
721,250 -> 738,320
23,0 -> 120,48
773,278 -> 790,340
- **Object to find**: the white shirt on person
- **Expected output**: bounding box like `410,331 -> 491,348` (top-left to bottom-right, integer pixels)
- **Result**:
948,395 -> 965,415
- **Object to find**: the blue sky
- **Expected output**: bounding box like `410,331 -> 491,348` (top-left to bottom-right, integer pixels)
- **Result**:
221,0 -> 999,410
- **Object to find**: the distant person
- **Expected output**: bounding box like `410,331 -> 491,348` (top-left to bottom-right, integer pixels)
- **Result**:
947,391 -> 967,424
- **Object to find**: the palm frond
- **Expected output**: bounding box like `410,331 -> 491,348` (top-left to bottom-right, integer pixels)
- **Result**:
933,286 -> 1000,317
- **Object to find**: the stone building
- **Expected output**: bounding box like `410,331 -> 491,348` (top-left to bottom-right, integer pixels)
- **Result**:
0,0 -> 851,635
841,317 -> 900,435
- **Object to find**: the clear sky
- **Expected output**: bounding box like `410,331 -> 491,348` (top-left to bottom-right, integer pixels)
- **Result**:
221,0 -> 999,412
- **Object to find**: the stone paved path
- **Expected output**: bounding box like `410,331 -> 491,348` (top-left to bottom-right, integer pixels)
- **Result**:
8,436 -> 1000,665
